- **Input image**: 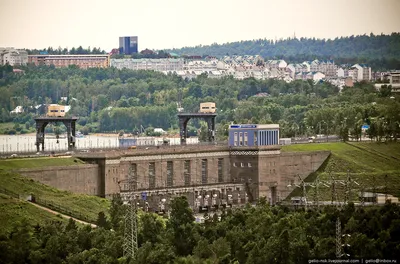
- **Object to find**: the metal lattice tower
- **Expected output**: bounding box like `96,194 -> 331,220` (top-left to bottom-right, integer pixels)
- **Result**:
360,184 -> 365,207
344,170 -> 351,204
336,216 -> 342,259
313,176 -> 320,209
123,166 -> 138,260
372,176 -> 377,205
384,174 -> 388,202
330,174 -> 338,206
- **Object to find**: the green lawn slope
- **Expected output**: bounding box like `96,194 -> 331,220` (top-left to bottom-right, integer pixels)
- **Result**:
0,171 -> 109,223
0,193 -> 66,235
0,157 -> 110,231
282,142 -> 400,201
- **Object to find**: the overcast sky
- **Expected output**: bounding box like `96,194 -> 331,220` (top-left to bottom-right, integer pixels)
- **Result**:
0,0 -> 399,52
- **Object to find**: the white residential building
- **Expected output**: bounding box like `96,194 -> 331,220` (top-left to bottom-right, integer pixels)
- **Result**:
337,68 -> 345,77
110,58 -> 184,71
0,47 -> 28,66
10,106 -> 24,114
184,60 -> 218,71
265,60 -> 287,70
352,64 -> 372,81
318,60 -> 337,77
312,72 -> 325,82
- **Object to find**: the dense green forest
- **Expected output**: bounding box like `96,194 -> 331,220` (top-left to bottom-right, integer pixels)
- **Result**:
166,33 -> 400,70
1,64 -> 399,140
1,195 -> 399,263
25,46 -> 106,55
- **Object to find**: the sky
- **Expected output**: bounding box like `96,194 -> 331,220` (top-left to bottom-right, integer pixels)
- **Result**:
0,0 -> 399,52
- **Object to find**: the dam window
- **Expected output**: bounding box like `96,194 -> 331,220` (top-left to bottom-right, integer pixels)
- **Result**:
234,132 -> 238,146
184,160 -> 191,186
167,161 -> 173,187
218,158 -> 223,183
149,162 -> 155,188
201,159 -> 208,184
129,164 -> 138,190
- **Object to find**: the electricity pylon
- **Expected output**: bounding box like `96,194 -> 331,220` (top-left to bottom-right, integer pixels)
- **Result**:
336,216 -> 342,258
122,166 -> 138,260
344,170 -> 359,204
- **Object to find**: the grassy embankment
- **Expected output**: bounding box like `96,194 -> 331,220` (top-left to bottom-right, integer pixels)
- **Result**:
0,193 -> 66,234
282,141 -> 400,201
0,157 -> 110,233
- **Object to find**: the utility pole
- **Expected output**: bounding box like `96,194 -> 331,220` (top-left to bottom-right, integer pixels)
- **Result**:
123,166 -> 138,260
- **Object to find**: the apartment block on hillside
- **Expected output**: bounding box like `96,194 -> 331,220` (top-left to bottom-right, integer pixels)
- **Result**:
0,47 -> 28,66
28,54 -> 110,69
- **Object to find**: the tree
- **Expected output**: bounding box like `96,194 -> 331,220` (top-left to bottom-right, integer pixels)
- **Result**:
109,193 -> 124,232
168,196 -> 196,256
96,211 -> 110,229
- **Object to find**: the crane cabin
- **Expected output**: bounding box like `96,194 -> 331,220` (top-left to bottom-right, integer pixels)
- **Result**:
199,102 -> 216,113
47,104 -> 66,117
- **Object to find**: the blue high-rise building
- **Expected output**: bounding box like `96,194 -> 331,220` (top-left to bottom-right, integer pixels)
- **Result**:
119,36 -> 138,55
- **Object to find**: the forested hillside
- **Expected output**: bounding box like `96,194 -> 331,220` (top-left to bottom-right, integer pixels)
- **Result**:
1,195 -> 399,263
166,33 -> 400,70
1,65 -> 399,141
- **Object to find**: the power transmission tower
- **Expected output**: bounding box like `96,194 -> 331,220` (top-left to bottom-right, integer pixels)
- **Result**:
384,174 -> 388,202
313,175 -> 325,209
123,166 -> 138,260
330,174 -> 338,206
313,176 -> 319,209
336,216 -> 342,259
360,184 -> 365,207
295,174 -> 314,210
344,170 -> 359,204
372,176 -> 377,205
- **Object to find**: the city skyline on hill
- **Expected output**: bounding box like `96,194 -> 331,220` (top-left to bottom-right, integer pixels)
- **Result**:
0,0 -> 399,52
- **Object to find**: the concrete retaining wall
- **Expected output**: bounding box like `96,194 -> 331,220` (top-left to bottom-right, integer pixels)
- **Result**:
17,164 -> 100,196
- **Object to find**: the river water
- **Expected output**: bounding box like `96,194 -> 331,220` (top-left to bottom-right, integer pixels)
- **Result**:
0,134 -> 199,154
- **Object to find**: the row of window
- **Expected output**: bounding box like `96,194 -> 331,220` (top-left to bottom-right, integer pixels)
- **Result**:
233,162 -> 252,168
233,132 -> 249,146
123,158 -> 225,188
